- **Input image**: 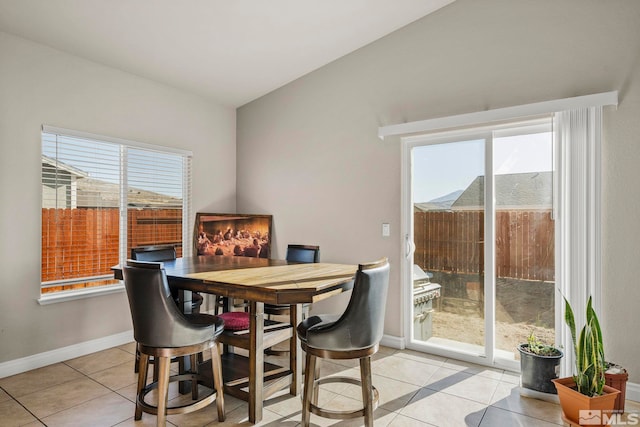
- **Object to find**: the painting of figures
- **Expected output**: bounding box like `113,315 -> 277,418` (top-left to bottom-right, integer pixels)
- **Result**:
193,213 -> 272,258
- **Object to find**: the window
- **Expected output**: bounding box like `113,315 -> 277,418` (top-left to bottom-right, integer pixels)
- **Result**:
40,126 -> 192,301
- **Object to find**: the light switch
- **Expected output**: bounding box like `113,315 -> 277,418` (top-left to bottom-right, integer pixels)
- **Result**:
382,223 -> 390,237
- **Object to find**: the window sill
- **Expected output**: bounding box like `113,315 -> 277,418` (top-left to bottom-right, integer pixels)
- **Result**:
38,283 -> 125,305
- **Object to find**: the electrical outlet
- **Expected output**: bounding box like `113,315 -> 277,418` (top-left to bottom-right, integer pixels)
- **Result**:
382,223 -> 390,237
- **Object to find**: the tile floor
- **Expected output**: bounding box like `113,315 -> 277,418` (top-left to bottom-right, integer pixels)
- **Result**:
0,343 -> 638,426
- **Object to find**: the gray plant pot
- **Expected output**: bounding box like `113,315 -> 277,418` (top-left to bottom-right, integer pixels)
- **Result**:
518,343 -> 563,394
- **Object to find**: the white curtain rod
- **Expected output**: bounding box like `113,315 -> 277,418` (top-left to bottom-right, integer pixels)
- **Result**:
378,91 -> 618,140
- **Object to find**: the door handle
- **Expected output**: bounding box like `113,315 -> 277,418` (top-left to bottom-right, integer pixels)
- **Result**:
405,234 -> 415,259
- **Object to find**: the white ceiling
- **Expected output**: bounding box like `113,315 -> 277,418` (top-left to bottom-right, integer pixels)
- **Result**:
0,0 -> 455,107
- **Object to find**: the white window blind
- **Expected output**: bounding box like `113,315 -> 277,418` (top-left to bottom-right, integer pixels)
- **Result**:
41,126 -> 192,296
554,107 -> 603,378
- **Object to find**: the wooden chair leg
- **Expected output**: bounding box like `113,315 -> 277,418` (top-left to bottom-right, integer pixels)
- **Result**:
152,356 -> 159,381
211,343 -> 225,421
156,356 -> 171,427
302,352 -> 316,426
190,354 -> 199,400
360,356 -> 374,427
135,353 -> 149,420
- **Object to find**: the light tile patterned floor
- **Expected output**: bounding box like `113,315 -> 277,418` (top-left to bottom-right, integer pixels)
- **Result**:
1,343 -> 637,426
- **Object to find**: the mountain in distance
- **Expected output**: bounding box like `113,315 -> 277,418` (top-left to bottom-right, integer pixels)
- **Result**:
414,189 -> 463,211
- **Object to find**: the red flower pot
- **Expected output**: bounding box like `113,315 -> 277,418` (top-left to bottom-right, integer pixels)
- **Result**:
605,369 -> 628,413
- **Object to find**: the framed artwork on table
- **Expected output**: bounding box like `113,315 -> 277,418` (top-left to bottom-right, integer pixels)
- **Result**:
193,213 -> 272,258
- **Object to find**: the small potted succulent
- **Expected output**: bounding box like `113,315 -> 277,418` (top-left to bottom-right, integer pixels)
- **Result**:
552,296 -> 620,426
518,332 -> 563,394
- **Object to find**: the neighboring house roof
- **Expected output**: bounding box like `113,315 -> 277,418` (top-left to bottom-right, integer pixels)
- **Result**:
42,154 -> 89,178
414,190 -> 463,212
451,171 -> 552,210
414,203 -> 443,212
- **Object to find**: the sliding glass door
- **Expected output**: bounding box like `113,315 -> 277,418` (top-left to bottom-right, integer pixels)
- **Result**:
404,119 -> 555,368
411,137 -> 488,356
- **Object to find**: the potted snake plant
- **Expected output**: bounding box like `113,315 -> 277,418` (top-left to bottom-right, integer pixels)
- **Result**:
552,296 -> 620,426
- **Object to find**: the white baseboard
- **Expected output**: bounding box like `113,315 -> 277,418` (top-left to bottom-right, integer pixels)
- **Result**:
627,381 -> 640,404
0,330 -> 133,379
380,334 -> 405,350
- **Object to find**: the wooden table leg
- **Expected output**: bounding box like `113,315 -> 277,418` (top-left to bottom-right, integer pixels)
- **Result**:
249,301 -> 264,423
290,303 -> 302,396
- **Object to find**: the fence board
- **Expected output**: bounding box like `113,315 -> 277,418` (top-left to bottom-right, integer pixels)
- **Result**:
42,208 -> 183,292
415,210 -> 553,282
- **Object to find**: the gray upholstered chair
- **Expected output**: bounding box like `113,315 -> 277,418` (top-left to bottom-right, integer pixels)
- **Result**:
297,258 -> 389,427
130,245 -> 204,312
263,244 -> 320,356
285,244 -> 320,264
130,245 -> 177,262
122,260 -> 225,426
129,245 -> 204,375
265,244 -> 320,318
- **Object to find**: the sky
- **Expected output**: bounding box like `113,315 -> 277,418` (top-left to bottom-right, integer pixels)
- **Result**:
412,132 -> 553,203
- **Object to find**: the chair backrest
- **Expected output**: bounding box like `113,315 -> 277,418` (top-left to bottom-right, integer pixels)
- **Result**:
122,260 -> 213,348
307,258 -> 389,351
130,245 -> 177,262
286,244 -> 320,263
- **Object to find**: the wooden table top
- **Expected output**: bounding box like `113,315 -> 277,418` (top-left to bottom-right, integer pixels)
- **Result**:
113,255 -> 358,305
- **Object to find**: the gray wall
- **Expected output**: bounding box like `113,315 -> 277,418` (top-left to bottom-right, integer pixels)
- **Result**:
0,32 -> 236,364
2,0 -> 638,386
237,0 -> 640,382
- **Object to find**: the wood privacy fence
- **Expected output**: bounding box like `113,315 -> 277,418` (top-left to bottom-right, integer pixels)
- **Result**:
42,208 -> 553,291
413,210 -> 554,282
42,208 -> 183,291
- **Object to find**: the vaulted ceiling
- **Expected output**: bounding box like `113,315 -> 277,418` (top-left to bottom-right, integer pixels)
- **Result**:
0,0 -> 455,107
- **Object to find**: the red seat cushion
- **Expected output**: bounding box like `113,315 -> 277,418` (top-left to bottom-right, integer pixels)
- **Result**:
218,311 -> 250,331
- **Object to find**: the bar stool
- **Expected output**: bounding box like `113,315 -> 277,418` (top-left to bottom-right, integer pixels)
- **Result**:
296,258 -> 389,427
264,244 -> 320,356
122,260 -> 225,426
265,244 -> 320,318
130,245 -> 204,312
130,245 -> 204,376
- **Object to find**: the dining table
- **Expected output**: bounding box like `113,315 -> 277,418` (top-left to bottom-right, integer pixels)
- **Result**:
113,255 -> 357,424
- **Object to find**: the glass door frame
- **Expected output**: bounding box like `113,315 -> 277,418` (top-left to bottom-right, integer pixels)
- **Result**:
402,127 -> 500,369
402,119 -> 553,372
